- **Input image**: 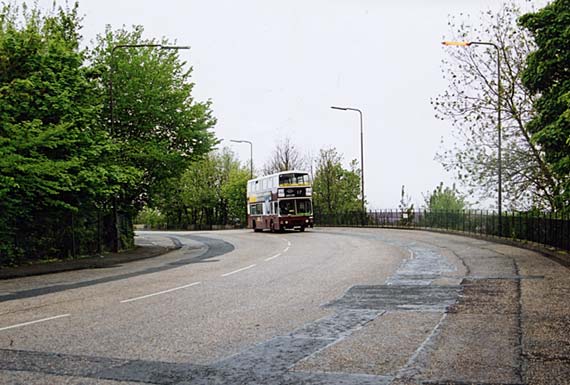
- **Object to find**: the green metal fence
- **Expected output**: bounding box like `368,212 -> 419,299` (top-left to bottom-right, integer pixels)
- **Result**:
315,210 -> 570,252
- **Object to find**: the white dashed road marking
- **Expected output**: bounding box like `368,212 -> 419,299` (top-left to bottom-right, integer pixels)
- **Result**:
221,264 -> 257,277
120,282 -> 201,303
0,314 -> 70,332
265,253 -> 282,262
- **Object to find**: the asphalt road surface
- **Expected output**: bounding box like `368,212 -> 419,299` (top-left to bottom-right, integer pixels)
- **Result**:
0,228 -> 568,385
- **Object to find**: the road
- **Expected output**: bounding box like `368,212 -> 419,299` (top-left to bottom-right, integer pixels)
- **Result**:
0,228 -> 568,384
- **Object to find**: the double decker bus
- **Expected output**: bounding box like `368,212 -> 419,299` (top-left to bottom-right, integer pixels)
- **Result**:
247,170 -> 314,232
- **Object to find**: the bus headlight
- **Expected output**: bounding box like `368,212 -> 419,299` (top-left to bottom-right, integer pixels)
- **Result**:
306,187 -> 312,196
278,189 -> 285,198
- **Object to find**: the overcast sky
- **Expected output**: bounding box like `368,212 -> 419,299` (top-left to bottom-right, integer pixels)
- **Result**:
35,0 -> 542,209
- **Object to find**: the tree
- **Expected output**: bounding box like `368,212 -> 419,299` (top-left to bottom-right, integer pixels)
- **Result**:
434,2 -> 562,211
90,25 -> 217,222
179,154 -> 219,227
0,2 -> 130,263
152,148 -> 249,228
222,167 -> 250,226
520,0 -> 570,212
312,148 -> 362,215
262,137 -> 308,175
423,183 -> 467,212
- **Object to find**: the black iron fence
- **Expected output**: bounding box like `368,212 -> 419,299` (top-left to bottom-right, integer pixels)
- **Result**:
315,210 -> 570,252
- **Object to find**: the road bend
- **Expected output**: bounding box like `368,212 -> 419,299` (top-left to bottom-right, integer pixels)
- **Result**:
0,228 -> 567,384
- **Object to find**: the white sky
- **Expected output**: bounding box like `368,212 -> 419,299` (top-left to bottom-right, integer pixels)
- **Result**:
33,0 -> 541,209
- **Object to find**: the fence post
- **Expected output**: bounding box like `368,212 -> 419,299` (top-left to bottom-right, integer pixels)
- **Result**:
562,215 -> 570,251
97,210 -> 102,254
71,211 -> 76,259
549,211 -> 553,248
485,210 -> 488,236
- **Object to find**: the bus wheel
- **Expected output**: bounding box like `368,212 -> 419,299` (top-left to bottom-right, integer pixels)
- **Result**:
270,221 -> 275,233
253,221 -> 260,232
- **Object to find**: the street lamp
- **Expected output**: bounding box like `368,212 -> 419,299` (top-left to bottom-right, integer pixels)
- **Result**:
108,43 -> 190,252
331,106 -> 365,215
442,40 -> 502,236
230,139 -> 253,179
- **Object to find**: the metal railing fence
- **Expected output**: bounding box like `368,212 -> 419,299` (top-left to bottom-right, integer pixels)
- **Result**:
315,210 -> 570,252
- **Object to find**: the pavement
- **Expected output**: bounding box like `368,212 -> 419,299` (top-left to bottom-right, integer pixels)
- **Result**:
0,233 -> 181,280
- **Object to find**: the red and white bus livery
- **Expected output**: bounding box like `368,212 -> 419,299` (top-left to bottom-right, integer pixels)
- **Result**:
247,170 -> 314,232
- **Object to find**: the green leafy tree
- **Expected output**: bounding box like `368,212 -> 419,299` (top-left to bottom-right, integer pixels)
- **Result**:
434,2 -> 561,211
222,167 -> 250,226
90,25 -> 217,222
424,183 -> 467,212
313,147 -> 362,215
135,207 -> 167,229
520,0 -> 570,212
178,154 -> 219,227
0,2 -> 132,263
151,148 -> 248,228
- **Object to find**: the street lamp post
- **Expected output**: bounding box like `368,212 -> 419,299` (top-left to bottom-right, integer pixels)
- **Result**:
230,139 -> 253,179
442,41 -> 502,236
331,106 -> 365,216
230,139 -> 253,229
108,43 -> 189,252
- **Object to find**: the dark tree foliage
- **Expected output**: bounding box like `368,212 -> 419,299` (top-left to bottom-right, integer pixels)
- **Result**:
0,3 -> 128,263
0,2 -> 217,265
520,0 -> 570,212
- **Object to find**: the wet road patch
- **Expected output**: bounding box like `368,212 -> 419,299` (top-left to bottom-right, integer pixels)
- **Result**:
290,309 -> 382,340
326,285 -> 461,312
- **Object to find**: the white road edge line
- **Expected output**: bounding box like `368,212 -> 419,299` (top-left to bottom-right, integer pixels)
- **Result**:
0,314 -> 70,332
120,282 -> 201,303
221,264 -> 256,277
265,253 -> 282,262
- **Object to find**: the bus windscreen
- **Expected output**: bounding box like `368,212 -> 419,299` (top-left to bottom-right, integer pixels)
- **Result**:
279,199 -> 312,216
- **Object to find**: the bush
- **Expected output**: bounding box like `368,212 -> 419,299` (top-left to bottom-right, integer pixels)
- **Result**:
135,207 -> 167,229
